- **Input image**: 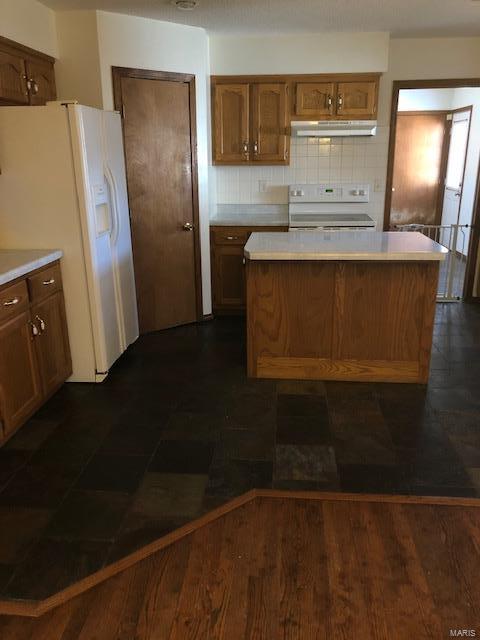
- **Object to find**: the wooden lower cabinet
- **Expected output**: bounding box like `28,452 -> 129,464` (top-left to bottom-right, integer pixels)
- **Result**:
32,292 -> 72,397
211,225 -> 287,314
0,261 -> 71,445
0,310 -> 42,437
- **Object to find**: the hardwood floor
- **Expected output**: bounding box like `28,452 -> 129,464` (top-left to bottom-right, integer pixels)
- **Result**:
0,493 -> 479,639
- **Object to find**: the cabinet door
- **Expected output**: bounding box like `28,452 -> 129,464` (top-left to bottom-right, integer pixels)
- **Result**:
25,58 -> 56,106
336,81 -> 377,118
32,292 -> 72,398
251,83 -> 289,163
0,50 -> 29,105
295,82 -> 335,118
213,84 -> 249,163
0,311 -> 42,437
212,244 -> 246,310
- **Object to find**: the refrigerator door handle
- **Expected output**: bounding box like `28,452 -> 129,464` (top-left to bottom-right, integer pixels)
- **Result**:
104,166 -> 120,244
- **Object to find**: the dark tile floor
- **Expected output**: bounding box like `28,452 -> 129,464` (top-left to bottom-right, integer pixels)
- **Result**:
0,302 -> 480,601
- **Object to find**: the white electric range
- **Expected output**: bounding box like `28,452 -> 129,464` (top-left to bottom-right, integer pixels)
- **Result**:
288,183 -> 376,231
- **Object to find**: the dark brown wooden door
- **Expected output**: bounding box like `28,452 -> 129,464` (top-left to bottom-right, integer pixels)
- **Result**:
251,83 -> 289,163
0,311 -> 42,436
295,82 -> 335,117
25,58 -> 56,105
32,292 -> 72,398
391,113 -> 448,227
213,83 -> 250,163
336,81 -> 377,118
0,50 -> 28,105
121,75 -> 199,333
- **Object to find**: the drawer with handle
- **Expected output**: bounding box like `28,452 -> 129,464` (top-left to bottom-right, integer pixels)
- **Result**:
27,263 -> 62,302
0,280 -> 29,323
212,228 -> 249,246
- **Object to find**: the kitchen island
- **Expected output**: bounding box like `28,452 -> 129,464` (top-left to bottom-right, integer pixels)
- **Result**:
245,231 -> 447,383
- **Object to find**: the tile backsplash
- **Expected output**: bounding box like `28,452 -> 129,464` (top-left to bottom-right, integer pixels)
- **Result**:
213,126 -> 390,227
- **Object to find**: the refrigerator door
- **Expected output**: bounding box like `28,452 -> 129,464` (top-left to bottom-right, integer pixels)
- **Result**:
68,104 -> 124,376
102,111 -> 139,351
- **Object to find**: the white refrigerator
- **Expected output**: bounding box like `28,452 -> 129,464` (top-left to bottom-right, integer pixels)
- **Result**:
0,102 -> 139,382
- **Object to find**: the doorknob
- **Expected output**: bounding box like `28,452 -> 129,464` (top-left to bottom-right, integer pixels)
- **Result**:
183,222 -> 194,231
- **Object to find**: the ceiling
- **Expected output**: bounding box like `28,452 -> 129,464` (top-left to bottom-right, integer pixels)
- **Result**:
41,0 -> 480,37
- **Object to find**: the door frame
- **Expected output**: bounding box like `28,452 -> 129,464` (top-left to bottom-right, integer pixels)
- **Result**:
384,79 -> 480,301
111,66 -> 204,321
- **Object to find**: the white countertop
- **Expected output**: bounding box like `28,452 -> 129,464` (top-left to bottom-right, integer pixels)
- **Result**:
210,214 -> 288,227
0,249 -> 63,286
244,231 -> 448,261
210,204 -> 288,227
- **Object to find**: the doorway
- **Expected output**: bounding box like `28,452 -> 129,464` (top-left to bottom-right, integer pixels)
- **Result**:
112,67 -> 202,333
385,80 -> 480,301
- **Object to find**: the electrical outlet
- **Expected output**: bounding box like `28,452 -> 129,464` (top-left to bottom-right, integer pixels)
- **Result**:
258,180 -> 268,193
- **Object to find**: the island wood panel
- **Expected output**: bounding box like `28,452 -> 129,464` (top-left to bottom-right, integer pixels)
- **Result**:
247,260 -> 439,383
246,261 -> 335,376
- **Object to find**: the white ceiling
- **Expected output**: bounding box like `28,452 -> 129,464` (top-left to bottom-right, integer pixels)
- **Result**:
41,0 -> 480,37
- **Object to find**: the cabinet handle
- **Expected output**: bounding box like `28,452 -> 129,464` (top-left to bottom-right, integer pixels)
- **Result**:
42,278 -> 55,286
327,95 -> 333,109
35,315 -> 46,332
30,322 -> 39,337
242,141 -> 249,154
253,141 -> 259,155
226,236 -> 239,241
32,81 -> 39,95
337,94 -> 344,110
3,297 -> 19,306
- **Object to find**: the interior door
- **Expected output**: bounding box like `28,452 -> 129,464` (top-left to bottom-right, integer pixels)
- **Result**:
251,83 -> 289,163
441,110 -> 471,238
120,75 -> 199,333
390,112 -> 448,227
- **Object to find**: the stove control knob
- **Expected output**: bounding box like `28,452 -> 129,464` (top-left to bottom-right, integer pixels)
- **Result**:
359,189 -> 366,196
352,189 -> 360,196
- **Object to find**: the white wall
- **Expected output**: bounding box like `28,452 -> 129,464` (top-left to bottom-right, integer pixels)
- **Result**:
398,88 -> 455,112
55,11 -> 103,108
209,32 -> 389,75
0,0 -> 58,57
95,11 -> 212,314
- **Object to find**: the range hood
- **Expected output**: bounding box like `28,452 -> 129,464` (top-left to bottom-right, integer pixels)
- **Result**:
291,120 -> 377,137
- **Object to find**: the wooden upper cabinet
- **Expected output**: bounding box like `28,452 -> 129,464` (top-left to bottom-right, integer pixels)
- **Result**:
212,74 -> 380,163
25,58 -> 56,106
295,82 -> 335,117
251,83 -> 289,163
214,83 -> 249,163
293,76 -> 378,120
0,50 -> 29,105
0,36 -> 56,107
336,81 -> 377,118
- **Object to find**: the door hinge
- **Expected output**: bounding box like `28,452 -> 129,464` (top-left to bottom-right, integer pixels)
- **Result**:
121,104 -> 126,119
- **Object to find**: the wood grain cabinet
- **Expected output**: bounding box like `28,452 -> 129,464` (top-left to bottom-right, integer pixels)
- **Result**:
0,36 -> 56,107
213,81 -> 289,165
294,76 -> 379,120
210,226 -> 288,313
0,261 -> 71,445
